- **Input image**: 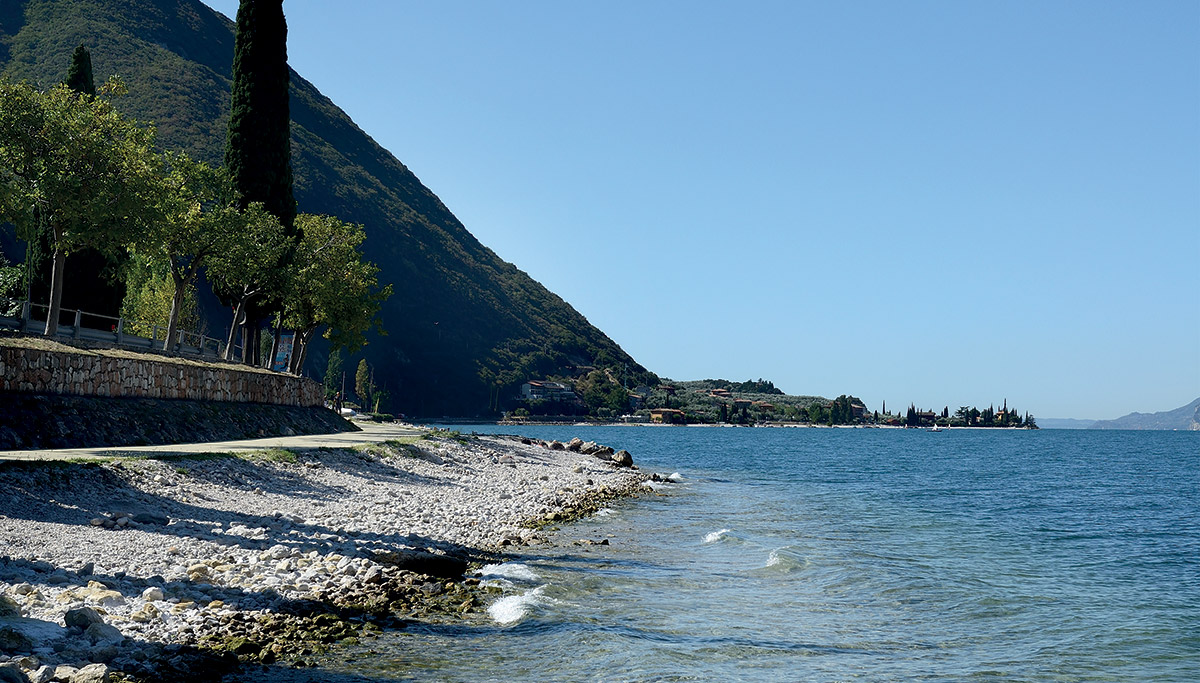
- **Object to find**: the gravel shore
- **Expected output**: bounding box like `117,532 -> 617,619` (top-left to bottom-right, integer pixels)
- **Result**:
0,429 -> 646,682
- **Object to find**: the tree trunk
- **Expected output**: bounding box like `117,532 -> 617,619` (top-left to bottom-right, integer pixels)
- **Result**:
269,320 -> 282,370
164,273 -> 187,352
292,327 -> 316,375
224,301 -> 246,361
44,242 -> 67,337
242,316 -> 260,366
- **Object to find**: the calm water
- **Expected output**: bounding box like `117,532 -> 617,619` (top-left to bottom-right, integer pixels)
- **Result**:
287,427 -> 1199,682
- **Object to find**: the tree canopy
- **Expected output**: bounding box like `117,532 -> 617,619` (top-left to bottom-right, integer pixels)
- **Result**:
0,79 -> 160,335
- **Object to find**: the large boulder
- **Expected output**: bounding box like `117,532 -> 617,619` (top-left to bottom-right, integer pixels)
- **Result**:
0,663 -> 30,683
0,626 -> 32,654
64,607 -> 104,633
371,550 -> 468,579
612,450 -> 634,467
69,664 -> 110,683
566,438 -> 584,452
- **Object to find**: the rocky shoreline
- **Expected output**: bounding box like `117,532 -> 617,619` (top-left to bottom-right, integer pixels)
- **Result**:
0,430 -> 648,682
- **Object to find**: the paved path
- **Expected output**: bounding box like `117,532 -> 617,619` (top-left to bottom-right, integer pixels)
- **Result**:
0,420 -> 422,461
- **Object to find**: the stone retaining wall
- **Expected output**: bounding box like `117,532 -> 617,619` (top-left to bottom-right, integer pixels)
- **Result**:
0,346 -> 323,407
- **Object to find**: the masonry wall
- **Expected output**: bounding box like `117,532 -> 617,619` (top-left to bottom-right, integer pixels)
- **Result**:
0,346 -> 323,407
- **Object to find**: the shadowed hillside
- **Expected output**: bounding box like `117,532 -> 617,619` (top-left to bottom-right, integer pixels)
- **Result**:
0,0 -> 656,416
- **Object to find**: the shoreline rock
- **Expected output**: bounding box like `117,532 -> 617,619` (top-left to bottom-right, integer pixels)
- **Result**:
0,432 -> 645,681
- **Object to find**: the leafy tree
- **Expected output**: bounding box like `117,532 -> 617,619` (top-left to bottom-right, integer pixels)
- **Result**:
354,358 -> 377,410
119,259 -> 200,338
0,251 -> 21,315
134,154 -> 242,351
281,214 -> 391,373
225,0 -> 295,232
0,80 -> 160,336
207,203 -> 290,362
323,347 -> 345,398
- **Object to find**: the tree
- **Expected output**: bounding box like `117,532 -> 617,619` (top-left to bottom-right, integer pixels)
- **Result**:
64,45 -> 96,96
0,81 -> 160,336
207,203 -> 290,362
134,154 -> 242,352
280,214 -> 391,373
225,0 -> 295,233
355,358 -> 377,410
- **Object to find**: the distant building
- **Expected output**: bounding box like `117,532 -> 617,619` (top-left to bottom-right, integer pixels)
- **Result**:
521,380 -> 579,402
649,408 -> 686,424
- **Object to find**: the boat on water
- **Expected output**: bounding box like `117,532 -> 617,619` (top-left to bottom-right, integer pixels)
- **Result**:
927,423 -> 945,432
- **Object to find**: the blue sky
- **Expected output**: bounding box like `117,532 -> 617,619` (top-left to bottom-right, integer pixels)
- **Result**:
204,1 -> 1198,420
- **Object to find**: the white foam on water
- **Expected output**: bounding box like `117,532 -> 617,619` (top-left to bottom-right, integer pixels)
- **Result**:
594,508 -> 614,517
666,472 -> 685,482
488,584 -> 551,625
478,562 -> 540,582
704,528 -> 733,544
762,546 -> 807,572
643,480 -> 669,491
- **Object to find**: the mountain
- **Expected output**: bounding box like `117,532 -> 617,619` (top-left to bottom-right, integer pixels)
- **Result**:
1036,418 -> 1098,430
1089,398 -> 1200,431
0,0 -> 656,416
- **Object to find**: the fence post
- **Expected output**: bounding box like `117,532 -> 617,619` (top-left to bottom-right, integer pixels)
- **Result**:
19,301 -> 29,333
116,318 -> 124,346
73,310 -> 82,340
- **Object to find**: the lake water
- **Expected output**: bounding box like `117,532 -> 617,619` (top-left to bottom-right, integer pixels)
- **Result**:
289,426 -> 1199,682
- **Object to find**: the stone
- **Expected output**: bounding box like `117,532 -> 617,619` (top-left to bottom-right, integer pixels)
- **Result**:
548,440 -> 565,451
371,550 -> 468,579
83,622 -> 123,646
0,626 -> 33,654
566,438 -> 584,452
0,663 -> 29,683
64,607 -> 104,632
69,663 -> 110,683
11,584 -> 34,596
29,666 -> 54,683
0,596 -> 19,617
131,512 -> 169,526
140,587 -> 164,602
612,450 -> 634,467
361,565 -> 384,585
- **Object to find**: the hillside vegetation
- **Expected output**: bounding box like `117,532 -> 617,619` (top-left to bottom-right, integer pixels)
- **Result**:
0,0 -> 655,416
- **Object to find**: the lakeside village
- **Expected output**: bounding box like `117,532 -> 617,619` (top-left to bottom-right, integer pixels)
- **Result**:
496,377 -> 1038,429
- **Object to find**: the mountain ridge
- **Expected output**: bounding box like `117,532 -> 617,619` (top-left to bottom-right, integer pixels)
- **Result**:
0,0 -> 656,416
1088,397 -> 1200,431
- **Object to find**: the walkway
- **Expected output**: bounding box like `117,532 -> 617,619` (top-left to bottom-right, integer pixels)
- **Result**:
0,420 -> 422,461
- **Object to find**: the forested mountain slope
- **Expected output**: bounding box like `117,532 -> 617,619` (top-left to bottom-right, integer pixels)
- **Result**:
0,0 -> 655,416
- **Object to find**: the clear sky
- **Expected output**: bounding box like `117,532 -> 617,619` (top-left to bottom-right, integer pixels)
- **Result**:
203,1 -> 1199,421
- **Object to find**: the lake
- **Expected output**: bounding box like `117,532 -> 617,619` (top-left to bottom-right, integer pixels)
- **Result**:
280,426 -> 1200,682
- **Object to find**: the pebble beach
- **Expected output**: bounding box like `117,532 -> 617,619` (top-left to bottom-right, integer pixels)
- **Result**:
0,430 -> 646,682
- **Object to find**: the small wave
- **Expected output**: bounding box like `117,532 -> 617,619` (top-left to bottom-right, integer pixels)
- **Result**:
666,472 -> 685,482
643,480 -> 669,491
488,585 -> 552,625
594,508 -> 614,517
762,546 -> 808,573
704,528 -> 733,544
478,562 -> 540,582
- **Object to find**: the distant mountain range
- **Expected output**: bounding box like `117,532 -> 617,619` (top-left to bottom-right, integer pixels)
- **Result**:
0,0 -> 656,417
1085,397 -> 1200,431
1037,418 -> 1099,430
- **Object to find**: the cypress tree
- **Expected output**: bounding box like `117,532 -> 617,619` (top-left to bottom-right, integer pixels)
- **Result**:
224,0 -> 296,364
225,0 -> 296,233
64,45 -> 95,96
